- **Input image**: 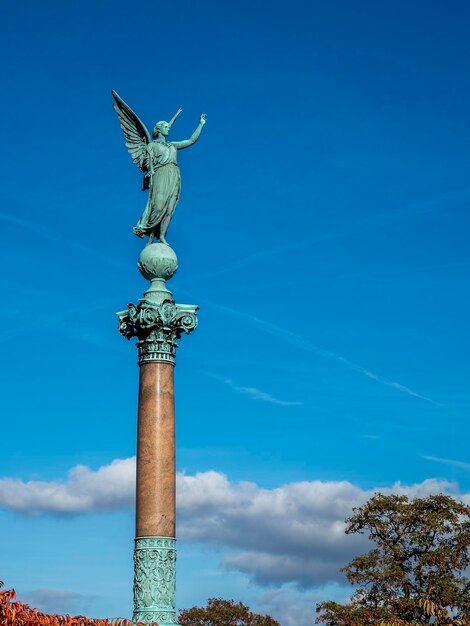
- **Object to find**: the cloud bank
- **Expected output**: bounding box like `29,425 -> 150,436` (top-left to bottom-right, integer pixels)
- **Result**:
0,457 -> 135,515
176,470 -> 459,586
0,458 -> 466,587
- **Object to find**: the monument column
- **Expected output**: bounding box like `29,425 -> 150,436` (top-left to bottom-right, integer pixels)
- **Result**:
111,88 -> 205,626
118,243 -> 198,625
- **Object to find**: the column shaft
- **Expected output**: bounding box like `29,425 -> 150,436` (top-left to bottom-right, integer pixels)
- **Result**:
133,361 -> 177,625
136,361 -> 176,538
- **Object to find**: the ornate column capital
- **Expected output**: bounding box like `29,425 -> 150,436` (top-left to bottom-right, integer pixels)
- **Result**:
118,298 -> 198,365
117,243 -> 198,365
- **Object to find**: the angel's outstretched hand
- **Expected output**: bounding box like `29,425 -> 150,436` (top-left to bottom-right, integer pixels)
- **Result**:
200,113 -> 207,125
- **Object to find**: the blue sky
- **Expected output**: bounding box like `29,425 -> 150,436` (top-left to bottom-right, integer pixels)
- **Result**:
1,1 -> 470,624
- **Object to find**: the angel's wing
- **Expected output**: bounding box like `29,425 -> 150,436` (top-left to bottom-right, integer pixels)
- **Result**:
112,90 -> 151,173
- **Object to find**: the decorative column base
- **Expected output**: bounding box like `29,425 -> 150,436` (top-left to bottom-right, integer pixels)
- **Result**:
133,537 -> 178,625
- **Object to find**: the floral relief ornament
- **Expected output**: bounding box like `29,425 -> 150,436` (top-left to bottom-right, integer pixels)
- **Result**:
117,299 -> 198,364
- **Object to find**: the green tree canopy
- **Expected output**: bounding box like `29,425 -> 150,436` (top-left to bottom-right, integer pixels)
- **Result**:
316,493 -> 470,625
178,598 -> 280,626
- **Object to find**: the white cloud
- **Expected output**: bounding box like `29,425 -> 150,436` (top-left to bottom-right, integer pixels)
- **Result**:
177,473 -> 455,586
191,185 -> 470,283
209,373 -> 302,406
202,302 -> 442,406
236,385 -> 302,406
0,457 -> 135,514
0,459 -> 464,587
423,455 -> 470,472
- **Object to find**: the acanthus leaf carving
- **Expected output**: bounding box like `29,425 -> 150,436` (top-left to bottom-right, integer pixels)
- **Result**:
117,298 -> 198,364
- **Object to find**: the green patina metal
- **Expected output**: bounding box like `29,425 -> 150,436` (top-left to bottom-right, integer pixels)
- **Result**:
112,90 -> 206,247
117,243 -> 198,365
133,536 -> 178,625
118,297 -> 198,365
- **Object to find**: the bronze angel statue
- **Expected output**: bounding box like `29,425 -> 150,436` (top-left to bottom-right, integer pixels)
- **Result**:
112,90 -> 207,244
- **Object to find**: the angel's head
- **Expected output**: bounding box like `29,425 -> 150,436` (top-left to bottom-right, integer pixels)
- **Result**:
153,121 -> 170,139
152,109 -> 182,139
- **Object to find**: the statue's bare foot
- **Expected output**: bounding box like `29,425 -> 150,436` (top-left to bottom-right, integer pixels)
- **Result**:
147,233 -> 155,246
160,236 -> 168,245
133,227 -> 145,239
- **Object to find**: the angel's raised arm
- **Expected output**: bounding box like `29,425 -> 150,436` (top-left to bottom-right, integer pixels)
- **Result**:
112,90 -> 151,173
172,113 -> 207,150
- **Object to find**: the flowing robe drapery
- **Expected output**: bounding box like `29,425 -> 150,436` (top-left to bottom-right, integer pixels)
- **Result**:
134,142 -> 181,239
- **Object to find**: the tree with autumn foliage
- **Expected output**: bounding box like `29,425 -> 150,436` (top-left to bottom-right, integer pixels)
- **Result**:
178,598 -> 280,626
316,493 -> 470,625
0,581 -> 156,626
